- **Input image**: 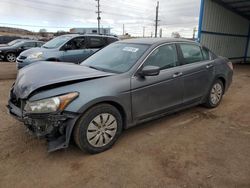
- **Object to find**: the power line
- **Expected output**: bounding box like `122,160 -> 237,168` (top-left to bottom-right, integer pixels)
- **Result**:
0,23 -> 74,29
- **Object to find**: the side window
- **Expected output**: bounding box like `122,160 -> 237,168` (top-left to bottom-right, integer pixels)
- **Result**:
88,37 -> 105,48
201,47 -> 210,60
107,37 -> 118,45
36,42 -> 44,47
179,44 -> 203,64
22,42 -> 36,48
66,37 -> 86,50
143,44 -> 178,70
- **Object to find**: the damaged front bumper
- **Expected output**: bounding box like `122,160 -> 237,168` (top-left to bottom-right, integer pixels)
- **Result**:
7,100 -> 80,152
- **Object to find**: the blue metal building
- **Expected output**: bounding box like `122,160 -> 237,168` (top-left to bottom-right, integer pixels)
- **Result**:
198,0 -> 250,63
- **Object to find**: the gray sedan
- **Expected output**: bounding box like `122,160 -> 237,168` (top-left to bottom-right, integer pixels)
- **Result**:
8,38 -> 233,154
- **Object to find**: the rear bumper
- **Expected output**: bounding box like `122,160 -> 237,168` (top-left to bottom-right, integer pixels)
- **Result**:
7,100 -> 80,152
225,70 -> 233,92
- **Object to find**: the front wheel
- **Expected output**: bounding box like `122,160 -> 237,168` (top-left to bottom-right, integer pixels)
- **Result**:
204,79 -> 224,108
73,104 -> 123,154
5,53 -> 16,62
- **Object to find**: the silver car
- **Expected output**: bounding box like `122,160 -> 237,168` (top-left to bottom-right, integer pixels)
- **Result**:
8,38 -> 233,154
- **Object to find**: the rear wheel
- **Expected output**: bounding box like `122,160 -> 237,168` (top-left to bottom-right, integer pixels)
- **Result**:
73,104 -> 123,154
204,79 -> 224,108
6,53 -> 16,62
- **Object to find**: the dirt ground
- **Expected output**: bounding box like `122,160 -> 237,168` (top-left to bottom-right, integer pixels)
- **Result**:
0,63 -> 250,188
0,62 -> 17,80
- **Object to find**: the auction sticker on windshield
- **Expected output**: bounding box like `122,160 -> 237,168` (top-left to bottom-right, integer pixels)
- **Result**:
122,47 -> 139,52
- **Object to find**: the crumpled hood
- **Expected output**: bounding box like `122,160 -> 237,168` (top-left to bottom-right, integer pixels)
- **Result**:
13,61 -> 114,99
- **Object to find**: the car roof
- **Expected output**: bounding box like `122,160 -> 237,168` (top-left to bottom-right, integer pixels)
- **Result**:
19,39 -> 43,43
60,34 -> 118,39
119,38 -> 198,46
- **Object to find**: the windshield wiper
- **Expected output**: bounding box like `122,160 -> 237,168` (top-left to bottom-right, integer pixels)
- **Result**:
88,65 -> 120,74
88,66 -> 105,71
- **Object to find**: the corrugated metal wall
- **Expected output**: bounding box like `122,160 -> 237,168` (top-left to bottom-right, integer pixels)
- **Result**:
247,39 -> 250,59
200,0 -> 250,61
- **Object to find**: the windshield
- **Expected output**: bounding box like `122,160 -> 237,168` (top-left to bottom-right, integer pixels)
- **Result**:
42,36 -> 72,49
8,39 -> 23,46
81,43 -> 149,73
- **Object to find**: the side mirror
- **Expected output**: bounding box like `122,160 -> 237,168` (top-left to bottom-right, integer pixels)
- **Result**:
139,66 -> 160,77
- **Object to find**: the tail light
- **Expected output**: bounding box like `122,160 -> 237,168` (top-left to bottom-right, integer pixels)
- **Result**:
227,61 -> 233,70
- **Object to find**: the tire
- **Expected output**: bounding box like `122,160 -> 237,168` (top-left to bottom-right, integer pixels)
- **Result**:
5,53 -> 16,62
204,79 -> 224,108
73,103 -> 123,154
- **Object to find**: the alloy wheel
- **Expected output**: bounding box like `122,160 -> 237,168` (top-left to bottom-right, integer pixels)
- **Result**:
210,83 -> 223,105
6,53 -> 16,62
86,113 -> 118,147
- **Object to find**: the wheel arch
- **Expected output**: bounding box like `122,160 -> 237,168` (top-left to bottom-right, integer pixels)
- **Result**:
215,75 -> 226,93
65,100 -> 128,147
77,100 -> 128,129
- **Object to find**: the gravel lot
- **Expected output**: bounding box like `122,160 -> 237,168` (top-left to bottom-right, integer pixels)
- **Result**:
0,63 -> 250,188
0,62 -> 17,79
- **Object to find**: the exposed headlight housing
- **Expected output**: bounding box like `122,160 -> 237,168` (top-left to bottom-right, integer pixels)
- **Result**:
24,92 -> 79,113
27,52 -> 43,59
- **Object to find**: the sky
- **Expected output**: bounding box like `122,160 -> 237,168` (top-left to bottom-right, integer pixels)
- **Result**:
0,0 -> 201,38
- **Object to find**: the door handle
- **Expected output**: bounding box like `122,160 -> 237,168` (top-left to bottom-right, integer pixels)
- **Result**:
206,64 -> 214,69
173,72 -> 183,78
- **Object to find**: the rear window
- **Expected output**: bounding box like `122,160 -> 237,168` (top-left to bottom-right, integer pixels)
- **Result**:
179,44 -> 203,64
88,37 -> 105,48
201,47 -> 210,60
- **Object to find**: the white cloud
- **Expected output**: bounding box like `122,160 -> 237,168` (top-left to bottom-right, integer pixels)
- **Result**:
0,0 -> 200,37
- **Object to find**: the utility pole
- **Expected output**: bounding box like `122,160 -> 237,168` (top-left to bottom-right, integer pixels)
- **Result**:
123,24 -> 125,35
95,0 -> 101,34
159,28 -> 162,37
193,27 -> 197,40
155,1 -> 159,38
143,26 -> 145,37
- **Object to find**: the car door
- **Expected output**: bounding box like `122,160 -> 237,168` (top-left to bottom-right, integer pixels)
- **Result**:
61,36 -> 89,63
131,43 -> 184,120
177,43 -> 215,104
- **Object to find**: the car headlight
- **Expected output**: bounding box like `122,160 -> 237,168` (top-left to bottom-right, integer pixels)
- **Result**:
27,52 -> 43,59
24,92 -> 79,113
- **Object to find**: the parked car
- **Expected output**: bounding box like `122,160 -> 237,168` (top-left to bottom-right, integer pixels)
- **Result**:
0,39 -> 25,47
0,36 -> 23,46
8,38 -> 233,153
0,40 -> 44,62
16,34 -> 119,69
